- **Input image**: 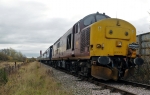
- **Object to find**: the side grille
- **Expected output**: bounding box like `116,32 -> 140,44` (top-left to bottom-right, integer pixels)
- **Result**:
80,27 -> 90,53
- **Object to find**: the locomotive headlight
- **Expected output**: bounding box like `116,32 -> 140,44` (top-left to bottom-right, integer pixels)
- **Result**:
116,41 -> 122,47
97,56 -> 111,65
134,57 -> 144,65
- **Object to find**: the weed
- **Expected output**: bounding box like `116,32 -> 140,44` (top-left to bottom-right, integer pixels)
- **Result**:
0,62 -> 73,95
0,68 -> 8,85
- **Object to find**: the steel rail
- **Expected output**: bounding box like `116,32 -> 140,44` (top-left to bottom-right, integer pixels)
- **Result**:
42,63 -> 149,95
120,80 -> 150,90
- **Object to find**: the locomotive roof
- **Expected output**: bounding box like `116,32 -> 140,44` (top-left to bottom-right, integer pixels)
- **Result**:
54,37 -> 61,45
81,12 -> 110,21
73,12 -> 111,31
53,12 -> 110,45
77,12 -> 110,24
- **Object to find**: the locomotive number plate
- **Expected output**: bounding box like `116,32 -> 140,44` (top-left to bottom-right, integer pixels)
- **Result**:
128,43 -> 139,49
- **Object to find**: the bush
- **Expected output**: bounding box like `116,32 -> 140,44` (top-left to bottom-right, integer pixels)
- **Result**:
0,68 -> 8,85
0,48 -> 27,62
0,52 -> 9,61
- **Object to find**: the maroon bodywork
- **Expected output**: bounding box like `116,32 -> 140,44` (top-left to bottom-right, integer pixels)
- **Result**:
52,24 -> 90,60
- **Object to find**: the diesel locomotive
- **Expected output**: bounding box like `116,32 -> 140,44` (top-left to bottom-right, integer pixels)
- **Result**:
39,12 -> 144,81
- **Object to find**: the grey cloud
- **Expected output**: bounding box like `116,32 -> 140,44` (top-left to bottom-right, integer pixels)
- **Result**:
0,1 -> 75,57
0,43 -> 51,58
0,18 -> 74,44
24,52 -> 39,58
0,1 -> 75,44
130,17 -> 150,34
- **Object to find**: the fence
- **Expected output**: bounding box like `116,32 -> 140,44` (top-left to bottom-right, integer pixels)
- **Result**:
129,32 -> 150,84
0,62 -> 27,85
136,32 -> 150,61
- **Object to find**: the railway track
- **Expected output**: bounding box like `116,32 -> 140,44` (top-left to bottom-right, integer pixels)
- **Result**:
61,68 -> 150,94
43,63 -> 150,95
87,78 -> 136,95
119,80 -> 150,90
77,76 -> 136,95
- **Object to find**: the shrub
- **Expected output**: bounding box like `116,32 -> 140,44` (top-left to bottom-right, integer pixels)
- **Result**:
0,68 -> 8,85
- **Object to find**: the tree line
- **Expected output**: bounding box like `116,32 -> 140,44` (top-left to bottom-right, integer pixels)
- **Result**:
0,48 -> 26,62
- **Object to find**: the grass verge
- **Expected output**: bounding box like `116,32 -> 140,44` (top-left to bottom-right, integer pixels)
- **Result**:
0,61 -> 72,95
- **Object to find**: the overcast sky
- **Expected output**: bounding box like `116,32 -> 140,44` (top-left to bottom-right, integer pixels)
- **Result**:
0,0 -> 150,58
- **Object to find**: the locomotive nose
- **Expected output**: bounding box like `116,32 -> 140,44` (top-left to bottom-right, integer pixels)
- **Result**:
134,57 -> 144,65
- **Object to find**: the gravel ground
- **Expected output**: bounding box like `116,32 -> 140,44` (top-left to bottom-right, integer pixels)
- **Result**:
108,83 -> 150,95
42,63 -> 150,95
42,64 -> 121,95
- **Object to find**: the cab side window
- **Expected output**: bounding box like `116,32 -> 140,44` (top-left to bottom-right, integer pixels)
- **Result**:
66,34 -> 71,49
77,23 -> 80,33
57,42 -> 60,48
75,24 -> 78,33
74,22 -> 80,33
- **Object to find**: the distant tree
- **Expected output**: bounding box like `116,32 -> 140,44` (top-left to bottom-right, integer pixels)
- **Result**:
0,52 -> 9,61
0,48 -> 27,62
27,57 -> 36,62
7,56 -> 13,61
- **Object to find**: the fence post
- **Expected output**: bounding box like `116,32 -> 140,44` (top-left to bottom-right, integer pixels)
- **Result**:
9,66 -> 10,74
139,35 -> 142,55
15,62 -> 16,68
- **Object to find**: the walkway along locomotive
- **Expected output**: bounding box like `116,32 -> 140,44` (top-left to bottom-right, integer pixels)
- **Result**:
39,12 -> 144,81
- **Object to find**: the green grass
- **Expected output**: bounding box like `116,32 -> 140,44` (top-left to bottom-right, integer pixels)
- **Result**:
0,62 -> 72,95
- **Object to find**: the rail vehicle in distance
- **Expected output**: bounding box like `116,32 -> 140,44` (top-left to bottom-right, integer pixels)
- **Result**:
39,12 -> 144,81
